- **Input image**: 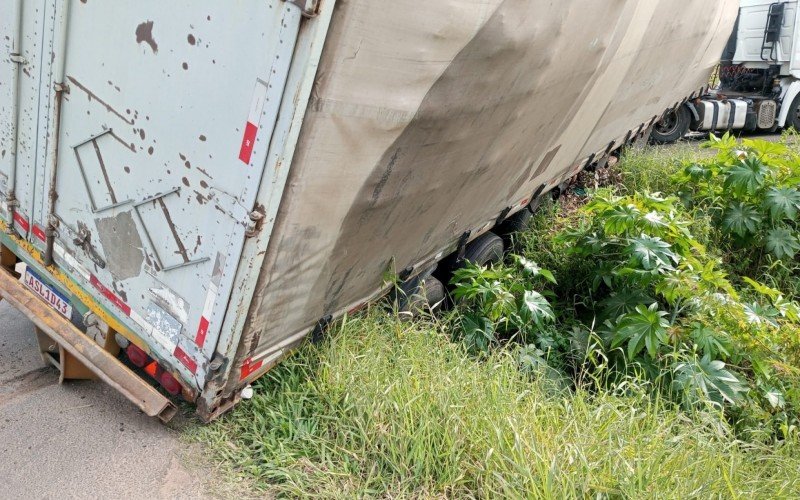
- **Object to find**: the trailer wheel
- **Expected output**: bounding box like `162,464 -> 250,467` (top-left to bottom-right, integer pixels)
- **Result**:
400,276 -> 446,317
786,94 -> 800,132
420,277 -> 445,307
496,208 -> 533,235
650,106 -> 690,144
463,232 -> 504,266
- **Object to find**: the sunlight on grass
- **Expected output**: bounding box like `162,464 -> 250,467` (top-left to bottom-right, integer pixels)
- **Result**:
191,312 -> 800,498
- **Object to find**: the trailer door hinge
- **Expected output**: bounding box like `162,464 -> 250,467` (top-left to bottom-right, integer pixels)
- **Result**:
244,210 -> 265,238
10,53 -> 27,65
282,0 -> 319,18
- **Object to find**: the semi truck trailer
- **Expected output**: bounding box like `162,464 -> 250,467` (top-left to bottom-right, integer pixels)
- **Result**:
651,0 -> 800,143
0,0 -> 737,421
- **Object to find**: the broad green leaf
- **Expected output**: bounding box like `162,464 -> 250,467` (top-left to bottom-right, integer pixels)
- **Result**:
742,276 -> 781,300
522,290 -> 555,327
721,202 -> 762,237
640,193 -> 678,212
672,355 -> 748,407
765,227 -> 800,259
639,211 -> 669,232
689,323 -> 731,359
460,313 -> 495,353
626,234 -> 678,271
538,269 -> 557,285
514,256 -> 557,284
765,388 -> 786,409
603,204 -> 640,235
518,345 -> 548,374
685,163 -> 712,181
723,157 -> 767,196
702,132 -> 737,152
611,304 -> 670,360
774,295 -> 800,322
743,302 -> 780,327
742,138 -> 788,158
763,187 -> 800,221
598,289 -> 655,321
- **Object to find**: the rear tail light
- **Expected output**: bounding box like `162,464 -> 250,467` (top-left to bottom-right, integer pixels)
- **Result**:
126,344 -> 148,367
143,360 -> 160,378
159,371 -> 182,395
124,344 -> 183,396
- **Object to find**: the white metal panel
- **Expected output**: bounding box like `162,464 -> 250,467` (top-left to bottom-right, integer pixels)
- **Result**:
0,1 -> 20,209
735,0 -> 798,66
35,1 -> 304,386
790,0 -> 800,76
2,0 -> 56,239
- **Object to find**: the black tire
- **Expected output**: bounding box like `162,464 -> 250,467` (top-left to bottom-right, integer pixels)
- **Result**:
420,276 -> 445,307
399,276 -> 445,317
650,106 -> 691,144
496,208 -> 532,235
463,232 -> 504,266
785,93 -> 800,131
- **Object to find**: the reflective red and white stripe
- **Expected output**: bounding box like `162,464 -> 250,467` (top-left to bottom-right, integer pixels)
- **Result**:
194,282 -> 217,347
240,357 -> 264,381
53,243 -> 198,374
238,79 -> 268,165
12,211 -> 30,232
32,224 -> 46,242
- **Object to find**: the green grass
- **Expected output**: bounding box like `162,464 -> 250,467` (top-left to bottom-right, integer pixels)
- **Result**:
616,142 -> 711,194
190,140 -> 800,497
191,312 -> 800,498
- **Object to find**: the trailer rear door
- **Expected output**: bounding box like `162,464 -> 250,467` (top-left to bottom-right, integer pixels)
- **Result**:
32,1 -> 304,384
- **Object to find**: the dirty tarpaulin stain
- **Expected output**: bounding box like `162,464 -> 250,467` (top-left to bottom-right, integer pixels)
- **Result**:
135,21 -> 158,54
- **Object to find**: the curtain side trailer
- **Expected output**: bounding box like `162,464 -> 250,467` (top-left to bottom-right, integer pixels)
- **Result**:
0,0 -> 738,421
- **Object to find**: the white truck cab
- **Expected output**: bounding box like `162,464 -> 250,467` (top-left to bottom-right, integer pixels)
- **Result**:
651,0 -> 800,142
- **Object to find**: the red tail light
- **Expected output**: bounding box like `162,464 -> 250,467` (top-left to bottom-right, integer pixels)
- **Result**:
126,344 -> 148,367
159,371 -> 182,395
125,344 -> 183,396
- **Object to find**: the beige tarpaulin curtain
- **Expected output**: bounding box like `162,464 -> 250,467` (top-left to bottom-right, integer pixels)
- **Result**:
233,0 -> 738,378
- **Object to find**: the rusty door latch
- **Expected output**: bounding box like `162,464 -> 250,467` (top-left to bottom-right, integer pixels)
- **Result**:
72,224 -> 107,269
282,0 -> 319,17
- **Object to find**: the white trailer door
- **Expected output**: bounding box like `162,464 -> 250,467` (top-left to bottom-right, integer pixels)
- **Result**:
37,1 -> 304,385
0,0 -> 55,238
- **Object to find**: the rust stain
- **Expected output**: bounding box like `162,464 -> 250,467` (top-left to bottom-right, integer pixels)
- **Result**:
156,198 -> 189,263
67,76 -> 135,126
92,139 -> 118,204
109,129 -> 137,153
135,21 -> 159,54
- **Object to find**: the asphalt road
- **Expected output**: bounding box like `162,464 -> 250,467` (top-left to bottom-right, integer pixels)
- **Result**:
0,301 -> 210,499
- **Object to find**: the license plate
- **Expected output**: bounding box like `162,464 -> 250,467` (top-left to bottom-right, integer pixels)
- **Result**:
22,267 -> 73,319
